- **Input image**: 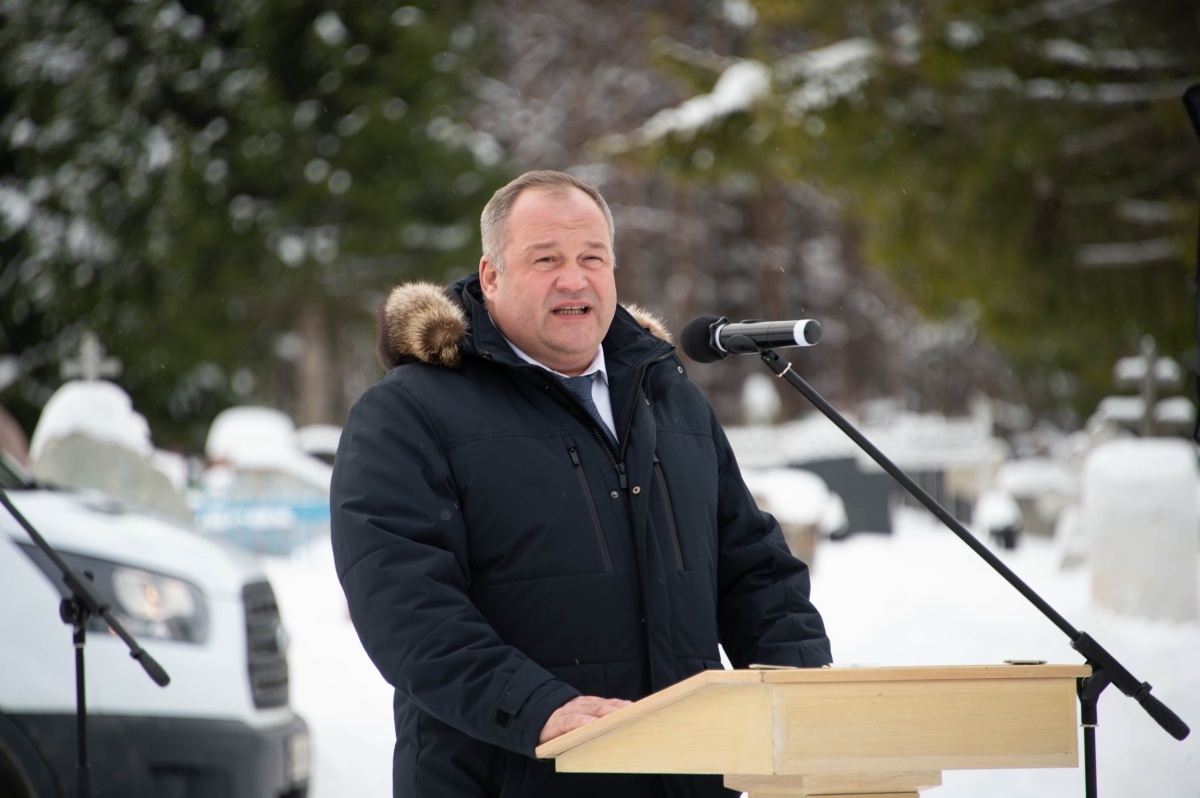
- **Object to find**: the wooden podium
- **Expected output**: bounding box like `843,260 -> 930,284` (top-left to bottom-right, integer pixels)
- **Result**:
536,664 -> 1092,797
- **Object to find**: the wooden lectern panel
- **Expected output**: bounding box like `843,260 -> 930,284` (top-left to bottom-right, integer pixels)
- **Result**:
540,670 -> 774,774
725,770 -> 942,795
553,680 -> 773,774
770,671 -> 1082,773
536,663 -> 1091,796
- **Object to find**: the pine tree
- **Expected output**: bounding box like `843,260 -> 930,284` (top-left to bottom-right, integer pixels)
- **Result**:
1,0 -> 504,448
620,0 -> 1200,425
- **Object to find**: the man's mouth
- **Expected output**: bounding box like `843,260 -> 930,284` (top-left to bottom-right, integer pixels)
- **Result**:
553,306 -> 590,316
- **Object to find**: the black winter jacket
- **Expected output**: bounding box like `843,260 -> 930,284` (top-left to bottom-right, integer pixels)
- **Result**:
331,276 -> 832,798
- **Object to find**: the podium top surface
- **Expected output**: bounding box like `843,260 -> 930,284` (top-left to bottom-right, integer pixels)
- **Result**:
752,663 -> 1091,682
536,664 -> 1091,760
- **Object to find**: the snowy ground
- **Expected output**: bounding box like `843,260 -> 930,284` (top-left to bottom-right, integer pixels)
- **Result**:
263,508 -> 1200,797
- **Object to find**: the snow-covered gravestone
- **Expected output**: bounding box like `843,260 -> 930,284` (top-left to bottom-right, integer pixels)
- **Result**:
27,380 -> 194,525
194,406 -> 333,555
1082,439 -> 1198,622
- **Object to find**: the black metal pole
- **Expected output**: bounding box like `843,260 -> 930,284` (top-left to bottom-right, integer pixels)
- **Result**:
62,598 -> 92,798
1079,670 -> 1109,798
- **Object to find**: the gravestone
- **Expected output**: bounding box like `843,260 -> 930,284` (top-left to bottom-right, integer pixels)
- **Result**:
29,382 -> 194,525
1082,438 -> 1198,621
27,332 -> 193,525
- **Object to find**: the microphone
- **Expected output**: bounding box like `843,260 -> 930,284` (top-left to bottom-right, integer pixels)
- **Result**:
680,315 -> 822,363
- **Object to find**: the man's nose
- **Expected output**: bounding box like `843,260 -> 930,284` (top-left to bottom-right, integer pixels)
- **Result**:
555,261 -> 589,291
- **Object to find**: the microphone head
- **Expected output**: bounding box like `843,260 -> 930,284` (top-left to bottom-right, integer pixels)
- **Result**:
680,315 -> 726,363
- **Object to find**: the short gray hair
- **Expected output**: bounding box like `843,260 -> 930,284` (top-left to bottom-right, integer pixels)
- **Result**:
480,170 -> 615,273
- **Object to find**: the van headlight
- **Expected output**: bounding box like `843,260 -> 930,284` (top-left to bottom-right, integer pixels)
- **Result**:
20,545 -> 210,644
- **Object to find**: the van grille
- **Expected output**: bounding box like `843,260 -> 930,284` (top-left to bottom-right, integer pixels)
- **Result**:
242,580 -> 289,709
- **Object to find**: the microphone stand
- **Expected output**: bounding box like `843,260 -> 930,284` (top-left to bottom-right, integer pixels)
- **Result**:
0,487 -> 171,798
748,344 -> 1189,798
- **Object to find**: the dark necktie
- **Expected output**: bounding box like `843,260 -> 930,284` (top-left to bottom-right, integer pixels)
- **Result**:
562,374 -> 616,445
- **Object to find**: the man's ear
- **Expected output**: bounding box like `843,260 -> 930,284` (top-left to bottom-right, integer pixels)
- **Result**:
479,256 -> 499,302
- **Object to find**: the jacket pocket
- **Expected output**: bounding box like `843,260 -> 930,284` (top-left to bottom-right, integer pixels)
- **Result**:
568,447 -> 613,572
653,455 -> 685,570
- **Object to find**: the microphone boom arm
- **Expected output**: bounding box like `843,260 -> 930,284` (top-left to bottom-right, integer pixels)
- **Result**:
754,347 -> 1188,798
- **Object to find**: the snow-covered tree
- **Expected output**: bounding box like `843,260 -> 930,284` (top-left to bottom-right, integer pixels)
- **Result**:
613,0 -> 1199,425
1,0 -> 503,446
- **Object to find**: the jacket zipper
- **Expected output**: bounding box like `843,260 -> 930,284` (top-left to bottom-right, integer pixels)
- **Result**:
652,455 -> 685,570
568,447 -> 614,572
505,350 -> 676,492
604,351 -> 675,491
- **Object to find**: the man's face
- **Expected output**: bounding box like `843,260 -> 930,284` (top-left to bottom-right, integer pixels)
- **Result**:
479,187 -> 617,377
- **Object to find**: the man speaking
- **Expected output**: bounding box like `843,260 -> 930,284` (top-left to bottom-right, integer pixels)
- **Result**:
331,170 -> 832,797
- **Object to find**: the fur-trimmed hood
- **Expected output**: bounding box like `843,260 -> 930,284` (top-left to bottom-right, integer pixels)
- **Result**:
376,279 -> 673,371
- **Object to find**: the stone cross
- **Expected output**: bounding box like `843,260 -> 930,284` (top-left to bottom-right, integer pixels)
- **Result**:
1113,335 -> 1183,436
61,330 -> 122,382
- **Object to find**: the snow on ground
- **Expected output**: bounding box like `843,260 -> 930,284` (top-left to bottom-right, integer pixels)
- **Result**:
264,507 -> 1200,797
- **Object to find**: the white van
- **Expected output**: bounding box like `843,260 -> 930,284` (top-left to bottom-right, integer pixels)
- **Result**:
0,456 -> 309,798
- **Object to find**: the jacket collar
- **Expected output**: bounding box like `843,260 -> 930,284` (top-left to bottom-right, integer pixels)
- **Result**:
376,274 -> 674,372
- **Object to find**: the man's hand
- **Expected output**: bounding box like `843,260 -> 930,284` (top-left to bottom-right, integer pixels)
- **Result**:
538,695 -> 632,744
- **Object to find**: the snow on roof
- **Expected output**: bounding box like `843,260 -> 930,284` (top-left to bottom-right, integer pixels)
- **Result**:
207,406 -> 298,463
29,380 -> 152,461
864,413 -> 1001,471
205,406 -> 333,492
997,457 -> 1076,498
742,467 -> 831,525
727,408 -> 1000,473
727,413 -> 857,470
